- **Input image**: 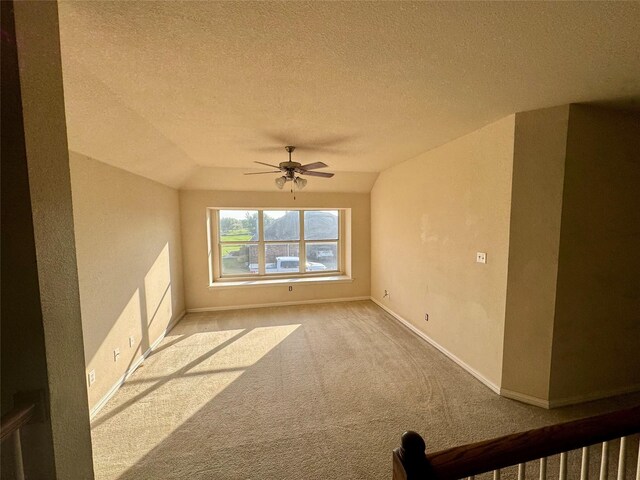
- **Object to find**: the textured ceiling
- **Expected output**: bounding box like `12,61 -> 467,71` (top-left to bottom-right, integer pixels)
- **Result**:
58,1 -> 640,189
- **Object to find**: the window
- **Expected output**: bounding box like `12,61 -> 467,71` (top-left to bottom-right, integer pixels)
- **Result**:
212,209 -> 342,281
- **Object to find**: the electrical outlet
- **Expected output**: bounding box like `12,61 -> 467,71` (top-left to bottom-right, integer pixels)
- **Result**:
88,370 -> 96,386
129,336 -> 135,348
113,348 -> 120,362
425,313 -> 429,321
476,252 -> 487,264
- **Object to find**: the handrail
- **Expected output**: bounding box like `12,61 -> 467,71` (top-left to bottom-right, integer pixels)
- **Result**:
393,405 -> 640,480
0,403 -> 35,443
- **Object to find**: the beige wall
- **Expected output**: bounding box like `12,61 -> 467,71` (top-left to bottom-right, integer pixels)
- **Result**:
501,106 -> 570,401
70,152 -> 185,409
0,2 -> 96,477
501,104 -> 640,406
180,190 -> 370,310
2,1 -> 59,475
550,105 -> 640,402
371,116 -> 515,388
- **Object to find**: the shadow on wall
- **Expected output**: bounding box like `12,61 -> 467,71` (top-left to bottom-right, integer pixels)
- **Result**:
70,149 -> 184,410
82,242 -> 175,409
87,243 -> 173,361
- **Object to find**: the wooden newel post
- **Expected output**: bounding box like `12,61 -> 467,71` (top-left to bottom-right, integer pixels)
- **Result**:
393,431 -> 434,480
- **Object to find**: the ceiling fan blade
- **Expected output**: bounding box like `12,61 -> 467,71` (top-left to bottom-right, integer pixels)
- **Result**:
299,162 -> 328,170
300,171 -> 334,178
244,171 -> 281,175
254,161 -> 281,169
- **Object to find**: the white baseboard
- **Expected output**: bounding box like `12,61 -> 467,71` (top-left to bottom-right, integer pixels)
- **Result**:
500,388 -> 550,408
89,310 -> 186,420
501,383 -> 640,409
370,297 -> 501,395
187,296 -> 371,313
548,383 -> 640,408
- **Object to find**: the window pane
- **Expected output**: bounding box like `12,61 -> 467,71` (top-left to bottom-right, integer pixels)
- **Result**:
219,210 -> 258,241
221,244 -> 258,275
304,210 -> 338,240
264,210 -> 299,241
306,242 -> 338,271
265,243 -> 300,274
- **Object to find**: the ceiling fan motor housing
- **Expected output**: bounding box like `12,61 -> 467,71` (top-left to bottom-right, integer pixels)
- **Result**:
281,161 -> 302,178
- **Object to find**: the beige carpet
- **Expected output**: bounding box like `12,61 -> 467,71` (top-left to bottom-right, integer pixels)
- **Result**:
90,301 -> 640,479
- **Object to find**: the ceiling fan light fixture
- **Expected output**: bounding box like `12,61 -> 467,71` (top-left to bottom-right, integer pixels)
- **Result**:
275,176 -> 287,189
294,176 -> 307,190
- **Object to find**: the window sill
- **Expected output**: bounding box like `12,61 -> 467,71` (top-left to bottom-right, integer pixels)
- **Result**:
209,275 -> 353,289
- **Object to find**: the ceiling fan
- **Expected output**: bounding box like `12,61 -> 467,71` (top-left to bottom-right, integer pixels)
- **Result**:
244,146 -> 334,191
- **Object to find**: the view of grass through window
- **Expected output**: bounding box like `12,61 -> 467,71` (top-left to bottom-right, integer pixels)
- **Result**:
218,209 -> 339,277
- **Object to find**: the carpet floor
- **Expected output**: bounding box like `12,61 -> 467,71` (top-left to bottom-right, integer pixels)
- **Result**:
90,300 -> 639,479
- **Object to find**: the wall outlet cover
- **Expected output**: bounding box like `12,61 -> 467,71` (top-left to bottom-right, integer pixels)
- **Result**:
476,252 -> 487,264
88,370 -> 96,386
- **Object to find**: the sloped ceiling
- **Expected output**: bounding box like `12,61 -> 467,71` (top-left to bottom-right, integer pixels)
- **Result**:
58,1 -> 640,190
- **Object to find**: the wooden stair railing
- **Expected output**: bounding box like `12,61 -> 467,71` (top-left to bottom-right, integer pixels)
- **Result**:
1,403 -> 36,480
393,405 -> 640,480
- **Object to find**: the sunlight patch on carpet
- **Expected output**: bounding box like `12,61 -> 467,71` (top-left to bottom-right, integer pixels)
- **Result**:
91,324 -> 300,477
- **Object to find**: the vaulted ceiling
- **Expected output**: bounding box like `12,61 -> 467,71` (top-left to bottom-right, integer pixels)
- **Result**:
58,1 -> 640,190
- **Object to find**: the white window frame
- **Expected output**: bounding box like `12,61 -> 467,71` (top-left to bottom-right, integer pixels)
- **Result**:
209,208 -> 344,283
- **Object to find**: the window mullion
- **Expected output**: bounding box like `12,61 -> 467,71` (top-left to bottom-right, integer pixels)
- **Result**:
299,210 -> 305,273
211,209 -> 219,281
338,210 -> 343,273
258,210 -> 265,275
